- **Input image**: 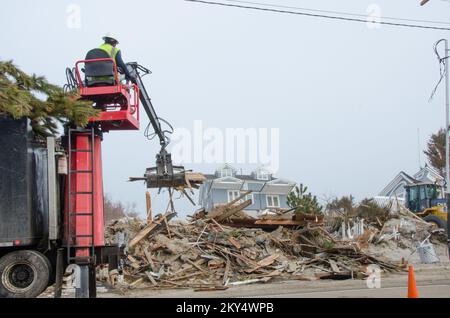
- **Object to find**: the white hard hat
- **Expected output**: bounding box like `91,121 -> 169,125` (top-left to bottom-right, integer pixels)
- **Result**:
103,32 -> 119,44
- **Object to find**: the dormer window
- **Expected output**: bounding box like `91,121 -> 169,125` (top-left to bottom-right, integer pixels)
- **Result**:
256,170 -> 270,180
221,168 -> 233,178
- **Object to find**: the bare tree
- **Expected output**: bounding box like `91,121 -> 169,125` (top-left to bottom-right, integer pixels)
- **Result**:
104,194 -> 140,222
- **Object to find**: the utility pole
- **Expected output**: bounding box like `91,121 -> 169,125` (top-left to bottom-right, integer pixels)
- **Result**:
434,38 -> 450,259
445,39 -> 450,259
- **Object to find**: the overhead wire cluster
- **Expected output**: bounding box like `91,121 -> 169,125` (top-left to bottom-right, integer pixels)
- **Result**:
430,39 -> 449,101
184,0 -> 450,31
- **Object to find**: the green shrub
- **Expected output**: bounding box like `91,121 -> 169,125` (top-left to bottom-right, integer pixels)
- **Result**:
287,184 -> 323,215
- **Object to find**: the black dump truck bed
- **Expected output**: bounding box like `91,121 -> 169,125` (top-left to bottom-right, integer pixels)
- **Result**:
0,115 -> 49,247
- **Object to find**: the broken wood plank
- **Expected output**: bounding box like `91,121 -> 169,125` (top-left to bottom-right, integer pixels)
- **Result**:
245,254 -> 279,273
228,277 -> 271,286
207,191 -> 252,220
143,246 -> 157,272
228,237 -> 241,249
146,191 -> 152,224
182,189 -> 197,206
187,259 -> 208,273
185,172 -> 207,182
129,277 -> 144,287
329,260 -> 340,273
127,255 -> 141,270
145,271 -> 158,286
128,212 -> 177,250
209,218 -> 226,231
257,254 -> 279,267
223,258 -> 231,286
213,200 -> 252,222
163,217 -> 172,239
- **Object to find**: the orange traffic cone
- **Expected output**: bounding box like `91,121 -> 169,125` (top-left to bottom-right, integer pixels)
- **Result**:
408,265 -> 419,298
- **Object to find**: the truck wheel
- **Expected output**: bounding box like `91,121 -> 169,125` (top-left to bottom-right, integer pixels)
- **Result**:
0,250 -> 50,298
44,255 -> 55,287
423,214 -> 447,231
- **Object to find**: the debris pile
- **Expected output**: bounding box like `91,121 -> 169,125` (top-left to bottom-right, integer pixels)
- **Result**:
103,195 -> 447,291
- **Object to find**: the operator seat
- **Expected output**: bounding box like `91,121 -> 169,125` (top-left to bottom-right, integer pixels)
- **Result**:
84,48 -> 117,87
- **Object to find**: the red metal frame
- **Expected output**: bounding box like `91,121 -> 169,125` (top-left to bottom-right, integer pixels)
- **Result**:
65,134 -> 105,256
64,58 -> 143,262
75,58 -> 140,131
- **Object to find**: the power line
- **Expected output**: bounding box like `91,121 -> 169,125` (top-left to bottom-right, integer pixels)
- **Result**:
222,0 -> 450,26
185,0 -> 450,31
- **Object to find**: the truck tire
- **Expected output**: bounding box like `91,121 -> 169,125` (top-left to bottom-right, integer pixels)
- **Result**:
44,254 -> 55,287
0,250 -> 50,298
423,214 -> 448,231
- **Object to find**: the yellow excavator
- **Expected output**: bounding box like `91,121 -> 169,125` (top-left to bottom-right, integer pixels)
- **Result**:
405,182 -> 448,231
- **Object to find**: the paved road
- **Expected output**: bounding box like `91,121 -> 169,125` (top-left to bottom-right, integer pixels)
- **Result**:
100,265 -> 450,298
252,283 -> 450,298
43,264 -> 450,298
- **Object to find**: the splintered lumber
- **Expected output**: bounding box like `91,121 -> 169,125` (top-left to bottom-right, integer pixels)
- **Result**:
186,259 -> 208,273
127,255 -> 141,270
246,254 -> 279,273
208,198 -> 252,222
185,172 -> 207,183
146,191 -> 152,224
228,277 -> 271,286
223,258 -> 231,285
257,254 -> 279,267
128,212 -> 176,250
228,190 -> 252,206
145,271 -> 158,286
228,237 -> 241,249
329,260 -> 340,273
129,277 -> 145,287
143,246 -> 157,272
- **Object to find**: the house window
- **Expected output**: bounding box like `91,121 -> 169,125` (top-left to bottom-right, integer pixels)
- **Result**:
257,171 -> 270,180
266,195 -> 280,208
221,168 -> 233,178
228,190 -> 241,202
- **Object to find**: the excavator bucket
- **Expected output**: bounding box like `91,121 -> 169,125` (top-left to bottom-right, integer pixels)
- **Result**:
144,149 -> 187,189
145,167 -> 187,189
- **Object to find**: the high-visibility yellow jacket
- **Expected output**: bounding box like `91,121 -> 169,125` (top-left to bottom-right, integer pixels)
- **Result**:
99,43 -> 120,60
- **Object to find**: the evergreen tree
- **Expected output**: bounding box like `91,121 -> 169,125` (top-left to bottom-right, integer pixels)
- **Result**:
287,184 -> 323,215
423,128 -> 445,176
0,60 -> 98,136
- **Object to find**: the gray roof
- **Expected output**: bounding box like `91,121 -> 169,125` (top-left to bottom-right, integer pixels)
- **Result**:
203,174 -> 276,182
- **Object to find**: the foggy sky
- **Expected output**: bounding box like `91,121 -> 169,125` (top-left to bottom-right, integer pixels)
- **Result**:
1,0 -> 449,218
